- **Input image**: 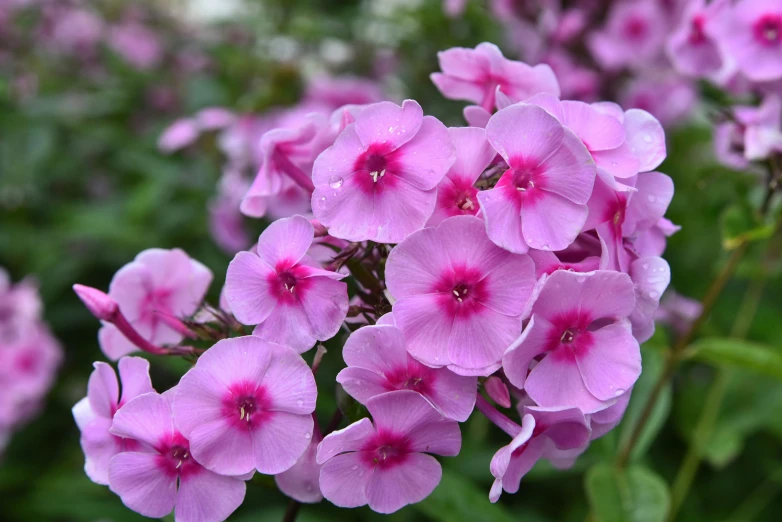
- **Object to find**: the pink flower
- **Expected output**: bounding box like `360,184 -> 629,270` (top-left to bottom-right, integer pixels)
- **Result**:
98,249 -> 213,360
620,74 -> 697,127
427,126 -> 496,226
503,270 -> 641,413
666,0 -> 726,77
311,100 -> 455,243
209,171 -> 251,254
0,269 -> 42,345
587,0 -> 667,71
304,75 -> 384,109
477,103 -> 597,253
628,256 -> 671,343
489,406 -> 590,502
109,392 -> 246,522
275,435 -> 324,504
108,23 -> 162,71
337,323 -> 478,421
655,290 -> 703,335
172,336 -> 317,476
72,357 -> 154,485
589,389 -> 632,440
712,0 -> 782,82
224,215 -> 348,353
317,391 -> 461,514
431,43 -> 560,111
158,119 -> 200,153
386,216 -> 536,376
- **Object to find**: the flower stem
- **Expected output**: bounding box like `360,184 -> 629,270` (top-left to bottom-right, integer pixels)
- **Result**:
616,240 -> 748,467
476,394 -> 522,438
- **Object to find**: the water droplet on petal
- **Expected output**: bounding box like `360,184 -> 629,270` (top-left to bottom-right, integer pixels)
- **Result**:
304,432 -> 311,439
297,399 -> 304,407
642,263 -> 649,270
647,195 -> 656,202
434,356 -> 440,362
615,388 -> 626,396
351,465 -> 359,470
328,175 -> 344,189
649,290 -> 659,299
643,134 -> 652,143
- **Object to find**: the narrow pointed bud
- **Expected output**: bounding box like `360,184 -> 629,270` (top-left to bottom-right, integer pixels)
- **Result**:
484,376 -> 512,408
310,219 -> 328,238
73,284 -> 119,322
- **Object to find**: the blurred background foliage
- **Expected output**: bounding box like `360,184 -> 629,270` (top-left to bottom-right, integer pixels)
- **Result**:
1,0 -> 781,521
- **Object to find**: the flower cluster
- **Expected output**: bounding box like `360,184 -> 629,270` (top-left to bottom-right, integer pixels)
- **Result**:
74,42 -> 678,519
0,267 -> 62,453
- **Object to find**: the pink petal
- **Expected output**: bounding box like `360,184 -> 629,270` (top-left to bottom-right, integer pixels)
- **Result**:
500,62 -> 561,101
256,215 -> 314,268
576,323 -> 641,401
437,46 -> 489,81
110,392 -> 173,447
252,411 -> 314,474
365,454 -> 442,514
182,336 -> 273,392
392,294 -> 453,367
275,438 -> 323,503
390,116 -> 455,190
224,251 -> 276,325
538,129 -> 597,204
252,302 -> 317,353
355,100 -> 423,151
624,109 -> 666,172
81,416 -> 119,485
577,270 -> 637,320
463,105 -> 492,127
109,452 -> 177,519
592,143 -> 640,179
176,469 -> 246,522
520,192 -> 588,251
72,397 -> 95,431
624,172 -> 674,235
426,368 -> 477,422
477,184 -> 528,254
629,256 -> 670,343
447,126 -> 496,184
366,390 -> 443,438
317,418 -> 375,464
185,418 -> 255,476
311,124 -> 363,188
342,325 -> 409,374
260,344 -> 317,414
502,314 -> 557,389
319,452 -> 372,508
98,324 -> 138,360
337,367 -> 391,404
561,100 -> 625,151
486,104 -> 565,165
370,181 -> 439,244
311,174 -> 378,243
525,353 -> 608,413
167,258 -> 213,317
440,215 -> 513,274
118,357 -> 154,405
298,277 -> 348,343
88,362 -> 118,418
448,310 -> 520,372
525,406 -> 591,449
385,226 -> 448,298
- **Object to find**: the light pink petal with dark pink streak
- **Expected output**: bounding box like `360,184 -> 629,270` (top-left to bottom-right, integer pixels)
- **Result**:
477,180 -> 528,254
366,454 -> 442,514
175,468 -> 246,522
255,215 -> 314,268
502,314 -> 557,389
316,418 -> 376,464
110,392 -> 173,447
389,116 -> 455,190
439,215 -> 512,276
485,104 -> 565,164
426,367 -> 477,422
109,452 -> 177,519
98,323 -> 139,360
355,100 -> 423,151
536,128 -> 596,204
521,192 -> 588,251
311,123 -> 363,187
337,367 -> 391,404
477,253 -> 535,317
524,406 -> 591,449
260,343 -> 317,414
224,251 -> 276,325
87,362 -> 118,418
575,323 -> 641,401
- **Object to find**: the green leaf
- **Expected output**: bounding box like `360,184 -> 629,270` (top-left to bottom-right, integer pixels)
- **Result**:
414,468 -> 518,522
618,349 -> 672,461
686,338 -> 782,380
585,464 -> 670,522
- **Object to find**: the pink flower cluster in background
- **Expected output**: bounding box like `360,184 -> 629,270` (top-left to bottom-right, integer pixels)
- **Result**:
0,267 -> 62,453
72,41 -> 693,520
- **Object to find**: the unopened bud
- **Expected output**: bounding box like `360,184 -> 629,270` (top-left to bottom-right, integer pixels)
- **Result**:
73,284 -> 118,322
484,376 -> 511,408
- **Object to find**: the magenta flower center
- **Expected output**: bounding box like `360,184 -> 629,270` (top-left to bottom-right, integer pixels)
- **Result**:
456,192 -> 475,211
363,153 -> 388,182
434,266 -> 488,319
384,359 -> 435,395
362,431 -> 412,470
223,381 -> 271,430
278,271 -> 298,293
624,17 -> 647,40
157,432 -> 200,478
688,15 -> 707,45
511,166 -> 538,192
269,262 -> 314,303
754,14 -> 782,45
560,329 -> 576,343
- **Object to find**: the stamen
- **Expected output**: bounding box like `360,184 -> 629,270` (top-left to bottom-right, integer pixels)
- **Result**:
458,198 -> 474,210
240,406 -> 246,420
560,330 -> 575,343
370,169 -> 386,183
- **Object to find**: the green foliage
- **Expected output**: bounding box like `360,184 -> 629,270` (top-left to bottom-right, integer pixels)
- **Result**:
585,464 -> 670,522
685,339 -> 782,380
